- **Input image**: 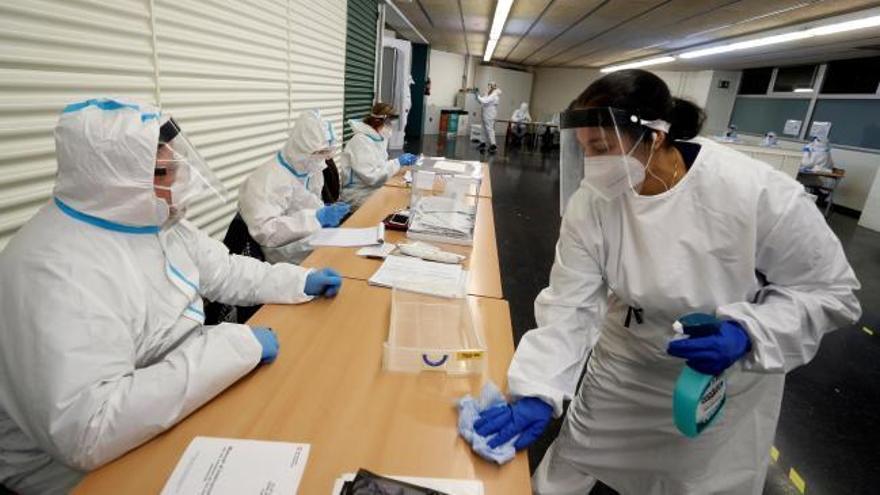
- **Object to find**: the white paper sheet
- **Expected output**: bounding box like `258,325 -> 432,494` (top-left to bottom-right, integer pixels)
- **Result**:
357,242 -> 397,259
369,255 -> 467,298
308,224 -> 385,247
331,473 -> 484,495
161,437 -> 309,495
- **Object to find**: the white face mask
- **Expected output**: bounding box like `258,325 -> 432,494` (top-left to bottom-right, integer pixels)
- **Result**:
380,126 -> 392,139
582,154 -> 646,201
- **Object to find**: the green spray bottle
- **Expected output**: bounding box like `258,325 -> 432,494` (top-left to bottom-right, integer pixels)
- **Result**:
671,313 -> 727,438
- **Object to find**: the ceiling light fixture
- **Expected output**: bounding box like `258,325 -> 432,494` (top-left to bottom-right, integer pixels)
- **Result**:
678,14 -> 880,59
484,0 -> 514,62
600,56 -> 676,73
793,88 -> 814,93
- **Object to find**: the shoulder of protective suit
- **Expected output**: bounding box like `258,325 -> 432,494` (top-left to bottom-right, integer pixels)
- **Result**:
691,137 -> 804,198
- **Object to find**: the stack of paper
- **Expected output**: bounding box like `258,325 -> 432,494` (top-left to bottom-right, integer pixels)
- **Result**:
161,437 -> 309,495
408,196 -> 475,242
331,473 -> 484,495
308,224 -> 385,247
369,255 -> 467,298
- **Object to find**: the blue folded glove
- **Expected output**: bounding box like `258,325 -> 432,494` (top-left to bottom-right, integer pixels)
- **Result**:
251,327 -> 279,365
474,396 -> 553,450
397,153 -> 418,166
316,202 -> 351,227
667,320 -> 751,376
304,268 -> 342,297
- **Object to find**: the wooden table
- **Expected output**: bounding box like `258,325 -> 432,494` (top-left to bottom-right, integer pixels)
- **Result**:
385,162 -> 493,198
303,186 -> 504,299
73,279 -> 530,494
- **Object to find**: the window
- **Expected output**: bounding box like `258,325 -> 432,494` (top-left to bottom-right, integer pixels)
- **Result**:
773,64 -> 817,92
728,58 -> 880,151
810,100 -> 880,149
821,56 -> 880,94
738,67 -> 773,95
729,98 -> 811,136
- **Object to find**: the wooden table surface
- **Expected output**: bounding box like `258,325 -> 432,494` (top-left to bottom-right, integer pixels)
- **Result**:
303,186 -> 503,299
385,162 -> 493,198
73,279 -> 530,494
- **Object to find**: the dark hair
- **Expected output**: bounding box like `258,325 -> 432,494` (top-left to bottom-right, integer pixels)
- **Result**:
570,69 -> 705,142
364,102 -> 399,130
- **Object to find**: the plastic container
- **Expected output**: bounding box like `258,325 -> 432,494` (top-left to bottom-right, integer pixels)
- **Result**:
383,288 -> 485,375
407,168 -> 480,246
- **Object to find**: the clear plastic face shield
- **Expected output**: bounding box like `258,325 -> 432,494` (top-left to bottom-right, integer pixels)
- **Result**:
559,107 -> 669,204
154,116 -> 227,222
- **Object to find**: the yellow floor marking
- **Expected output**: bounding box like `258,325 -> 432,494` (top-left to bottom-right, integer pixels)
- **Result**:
789,468 -> 806,493
770,446 -> 780,462
862,326 -> 874,336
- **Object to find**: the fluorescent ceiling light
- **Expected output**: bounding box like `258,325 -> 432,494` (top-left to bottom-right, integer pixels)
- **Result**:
678,13 -> 880,60
600,56 -> 676,73
793,88 -> 814,93
489,0 -> 515,40
808,15 -> 880,36
679,31 -> 813,59
484,0 -> 513,62
483,38 -> 499,62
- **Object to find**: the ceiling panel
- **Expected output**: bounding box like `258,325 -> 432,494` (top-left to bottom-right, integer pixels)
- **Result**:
387,0 -> 880,70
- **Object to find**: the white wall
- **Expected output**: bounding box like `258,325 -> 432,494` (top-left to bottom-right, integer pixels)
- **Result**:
529,68 -> 715,124
859,168 -> 880,231
529,67 -> 600,122
474,65 -> 534,134
702,70 -> 741,136
424,49 -> 467,135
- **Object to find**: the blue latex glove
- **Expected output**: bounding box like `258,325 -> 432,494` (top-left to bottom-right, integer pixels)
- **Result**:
315,202 -> 351,227
397,153 -> 418,166
304,268 -> 342,297
474,397 -> 553,450
251,327 -> 279,365
667,320 -> 752,376
457,382 -> 516,464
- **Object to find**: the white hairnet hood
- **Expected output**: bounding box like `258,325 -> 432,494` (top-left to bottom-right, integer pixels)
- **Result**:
53,98 -> 163,227
282,110 -> 337,162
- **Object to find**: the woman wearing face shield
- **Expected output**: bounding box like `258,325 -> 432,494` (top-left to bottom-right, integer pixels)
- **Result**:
473,71 -> 861,494
238,110 -> 351,264
336,102 -> 418,210
0,99 -> 341,494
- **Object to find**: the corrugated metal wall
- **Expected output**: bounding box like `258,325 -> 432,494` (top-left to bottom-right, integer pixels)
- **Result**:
343,0 -> 379,141
0,0 -> 348,248
290,0 -> 347,142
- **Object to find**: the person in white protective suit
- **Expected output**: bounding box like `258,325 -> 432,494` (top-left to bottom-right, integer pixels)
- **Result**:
510,102 -> 532,146
338,102 -> 418,209
472,70 -> 861,494
0,98 -> 343,494
238,110 -> 351,264
474,81 -> 502,153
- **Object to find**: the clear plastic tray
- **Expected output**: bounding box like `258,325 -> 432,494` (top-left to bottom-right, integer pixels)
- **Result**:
383,288 -> 485,375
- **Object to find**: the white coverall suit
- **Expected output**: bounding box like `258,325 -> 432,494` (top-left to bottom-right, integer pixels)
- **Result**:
338,119 -> 403,209
477,88 -> 502,147
0,99 -> 314,494
238,111 -> 336,264
511,138 -> 861,494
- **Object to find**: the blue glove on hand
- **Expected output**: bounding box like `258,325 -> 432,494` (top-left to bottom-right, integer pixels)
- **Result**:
316,203 -> 351,227
667,320 -> 752,376
473,397 -> 553,450
398,153 -> 418,166
251,327 -> 279,365
304,268 -> 342,297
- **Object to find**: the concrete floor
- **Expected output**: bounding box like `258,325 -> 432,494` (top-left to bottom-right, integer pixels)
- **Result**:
404,134 -> 880,495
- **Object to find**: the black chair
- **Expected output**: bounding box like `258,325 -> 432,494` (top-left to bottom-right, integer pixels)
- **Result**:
204,213 -> 265,325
